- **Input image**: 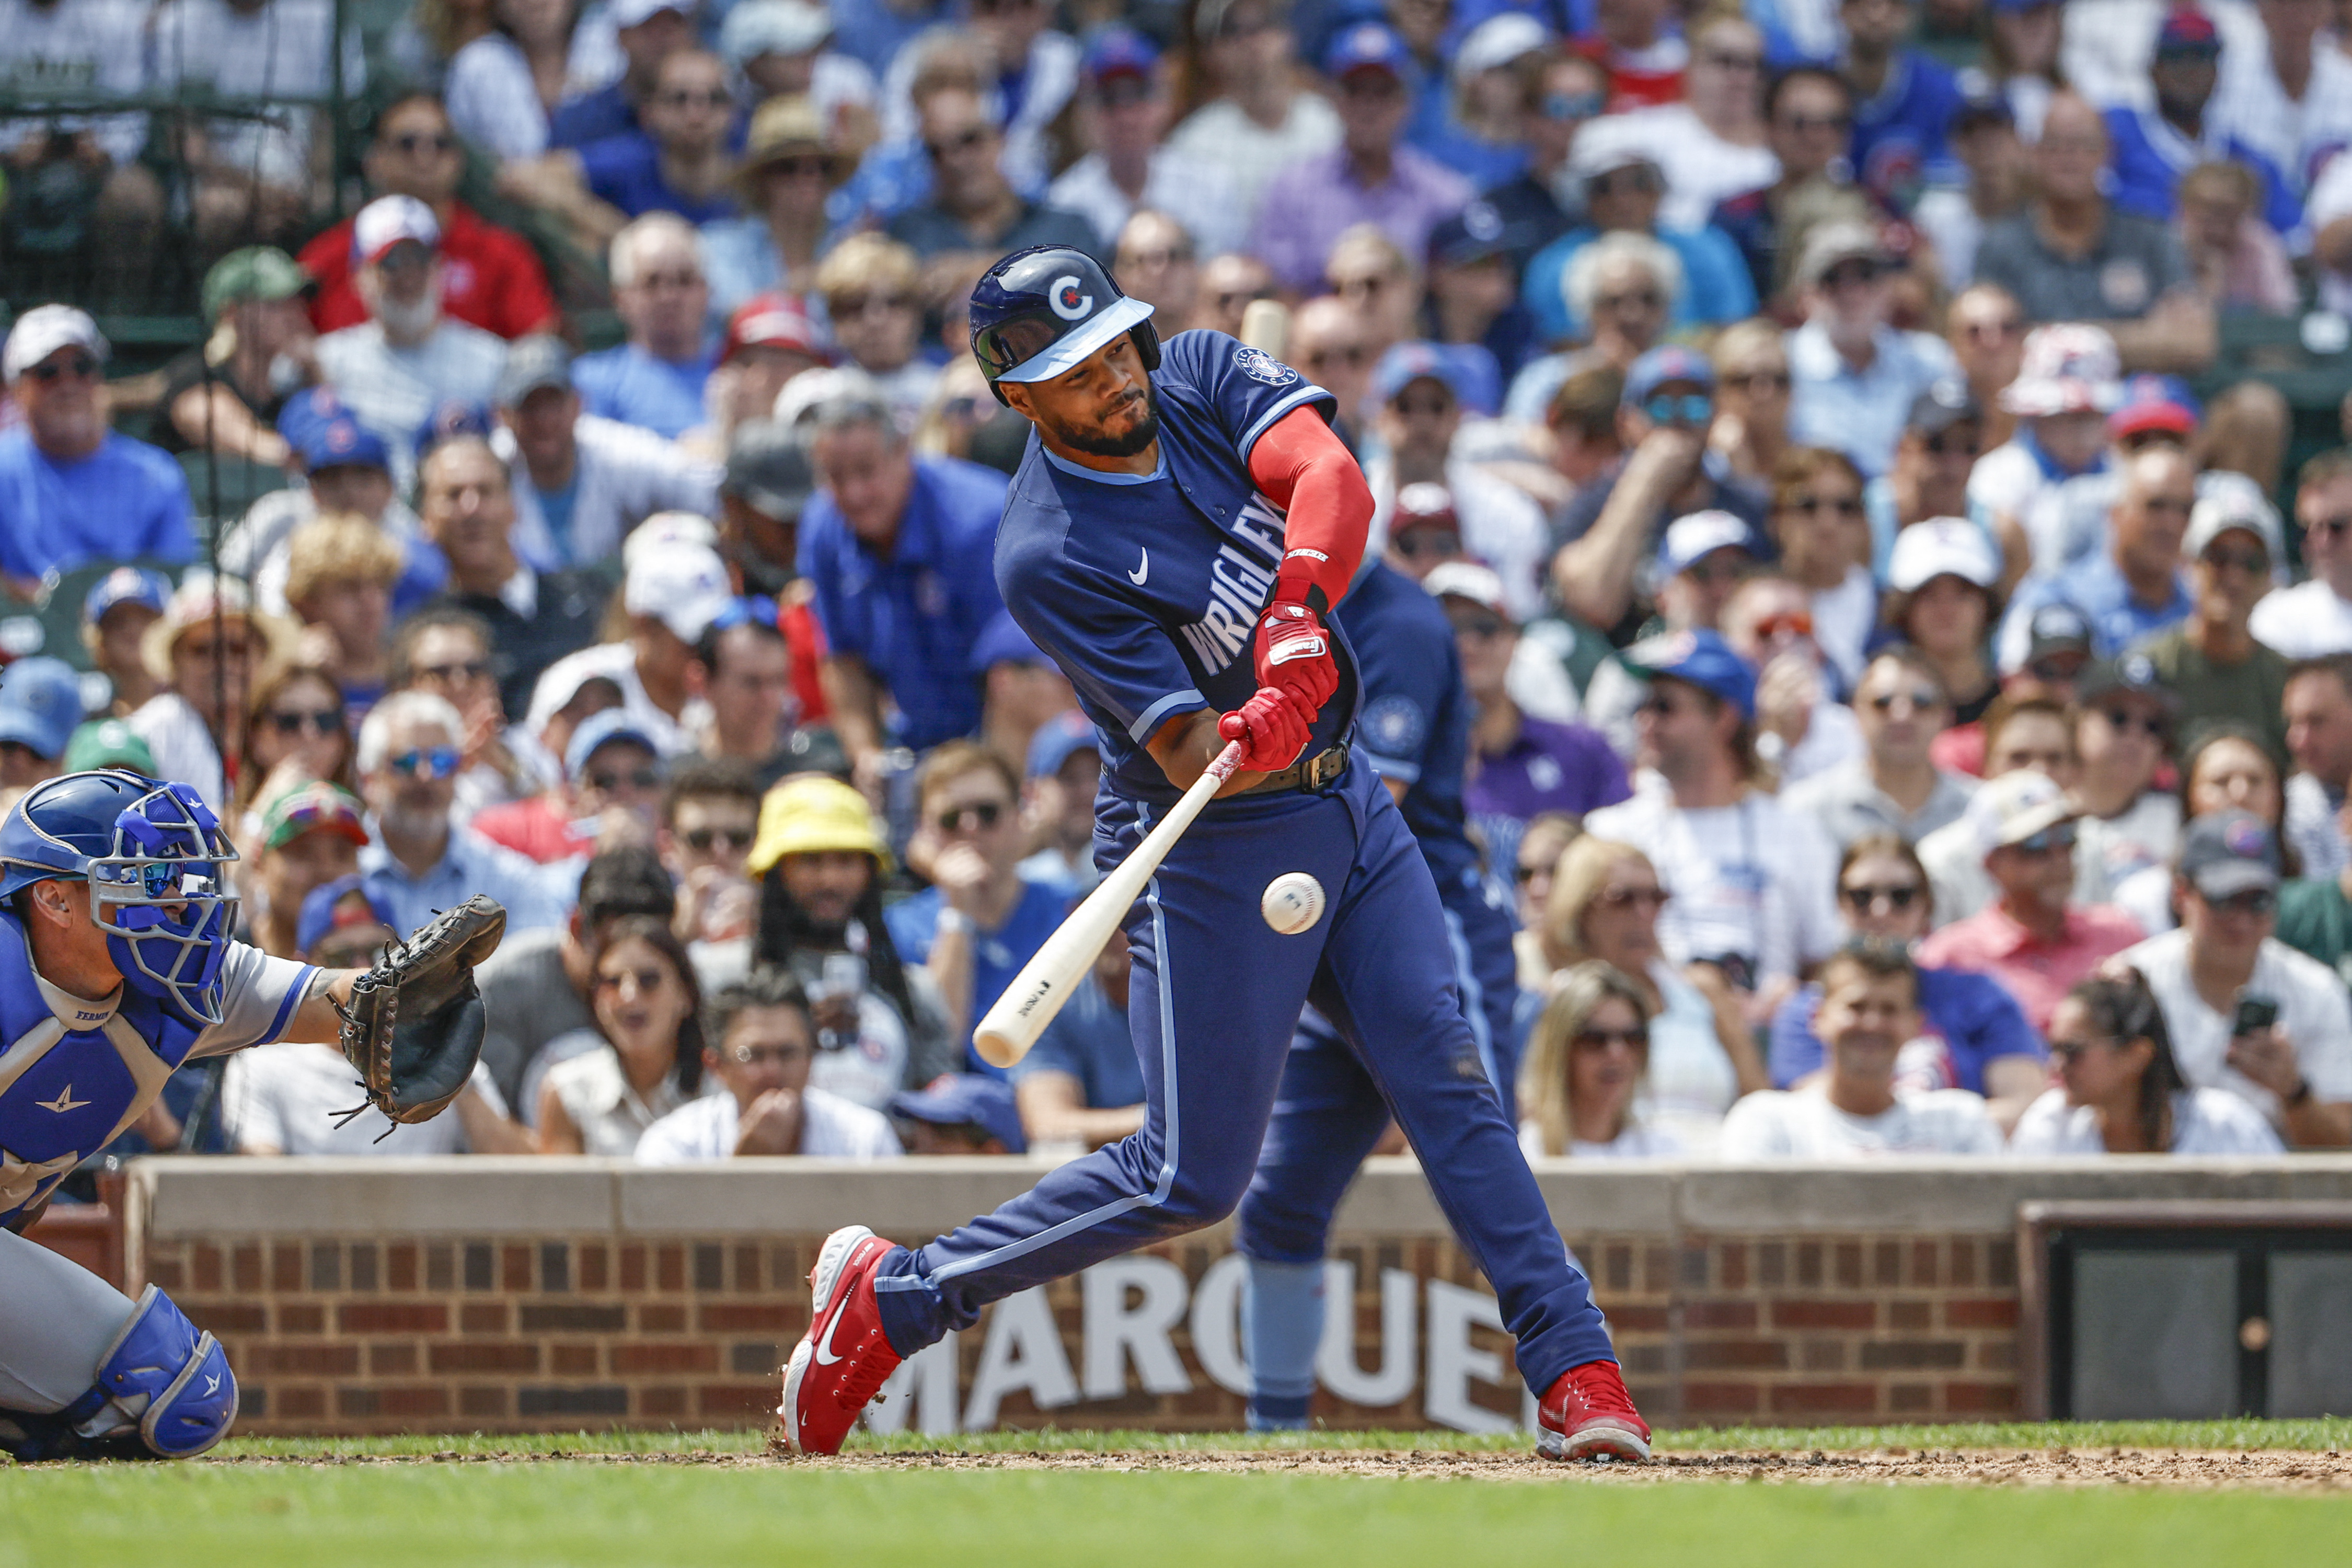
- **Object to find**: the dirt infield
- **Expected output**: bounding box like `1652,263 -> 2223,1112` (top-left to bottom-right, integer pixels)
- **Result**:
198,1444 -> 2352,1491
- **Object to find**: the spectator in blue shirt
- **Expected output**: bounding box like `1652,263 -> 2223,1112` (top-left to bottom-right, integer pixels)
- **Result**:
1999,445 -> 2199,668
0,305 -> 194,586
1839,0 -> 1965,196
884,742 -> 1073,1075
2103,9 -> 2302,241
549,0 -> 695,149
576,48 -> 742,225
799,393 -> 1010,767
1520,145 -> 1755,343
573,214 -> 720,439
1784,221 -> 1961,478
1013,926 -> 1146,1149
353,689 -> 573,938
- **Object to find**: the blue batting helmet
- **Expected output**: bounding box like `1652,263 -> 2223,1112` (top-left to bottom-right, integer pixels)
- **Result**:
969,246 -> 1159,406
0,769 -> 241,1024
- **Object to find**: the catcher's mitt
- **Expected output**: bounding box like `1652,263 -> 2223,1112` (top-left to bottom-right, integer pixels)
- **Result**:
338,894 -> 508,1126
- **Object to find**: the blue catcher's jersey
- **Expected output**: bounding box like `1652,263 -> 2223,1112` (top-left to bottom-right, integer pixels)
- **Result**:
995,329 -> 1355,806
1335,560 -> 1482,895
0,912 -> 315,1229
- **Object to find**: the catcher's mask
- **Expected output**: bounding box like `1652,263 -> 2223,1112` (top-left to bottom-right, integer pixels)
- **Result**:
0,770 -> 239,1025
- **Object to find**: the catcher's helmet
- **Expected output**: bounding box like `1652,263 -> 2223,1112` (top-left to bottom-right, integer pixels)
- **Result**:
969,246 -> 1160,406
0,769 -> 240,1024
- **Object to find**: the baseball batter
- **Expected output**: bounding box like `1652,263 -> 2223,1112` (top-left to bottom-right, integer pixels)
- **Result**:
0,770 -> 500,1462
781,247 -> 1649,1461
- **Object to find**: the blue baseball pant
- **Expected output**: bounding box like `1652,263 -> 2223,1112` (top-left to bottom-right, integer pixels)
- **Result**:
873,753 -> 1614,1397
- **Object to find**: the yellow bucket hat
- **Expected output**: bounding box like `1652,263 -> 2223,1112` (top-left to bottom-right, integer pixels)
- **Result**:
746,775 -> 892,877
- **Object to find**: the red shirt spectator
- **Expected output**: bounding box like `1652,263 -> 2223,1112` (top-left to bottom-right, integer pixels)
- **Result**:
302,200 -> 558,340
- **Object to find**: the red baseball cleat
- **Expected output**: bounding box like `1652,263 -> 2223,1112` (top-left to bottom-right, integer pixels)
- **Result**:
779,1225 -> 904,1455
1537,1358 -> 1652,1462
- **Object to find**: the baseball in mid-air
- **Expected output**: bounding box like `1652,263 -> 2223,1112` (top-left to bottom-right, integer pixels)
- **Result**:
1260,872 -> 1325,935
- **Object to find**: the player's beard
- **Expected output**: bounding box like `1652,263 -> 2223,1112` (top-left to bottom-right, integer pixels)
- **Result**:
1055,379 -> 1160,458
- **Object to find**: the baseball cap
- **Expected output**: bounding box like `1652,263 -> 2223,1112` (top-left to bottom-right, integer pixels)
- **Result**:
1887,517 -> 1999,593
722,292 -> 829,366
610,0 -> 691,27
2022,602 -> 2094,667
1621,628 -> 1756,721
1084,25 -> 1159,84
968,611 -> 1049,674
746,774 -> 890,875
1794,220 -> 1889,290
63,717 -> 155,774
1427,201 -> 1508,268
723,419 -> 814,522
1369,341 -> 1498,416
889,1073 -> 1028,1154
1454,11 -> 1551,80
351,194 -> 441,266
497,335 -> 575,406
1323,20 -> 1414,79
3,304 -> 108,384
719,0 -> 830,63
1422,560 -> 1511,619
201,247 -> 310,322
82,566 -> 171,629
296,875 -> 400,961
258,780 -> 370,852
1967,768 -> 2079,859
2185,486 -> 2285,566
734,96 -> 850,197
624,541 -> 734,644
0,657 -> 83,761
2178,809 -> 2279,900
2108,373 -> 2200,440
1392,481 -> 1460,535
622,510 -> 721,569
1952,78 -> 2015,130
2074,649 -> 2178,712
1657,509 -> 1761,578
1622,344 -> 1716,407
1571,140 -> 1666,186
566,709 -> 664,782
2156,7 -> 2221,53
1026,707 -> 1097,780
1906,378 -> 1983,436
2001,324 -> 2121,418
141,574 -> 297,683
279,393 -> 392,474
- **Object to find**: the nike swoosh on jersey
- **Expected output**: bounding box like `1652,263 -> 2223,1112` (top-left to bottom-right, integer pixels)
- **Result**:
36,1086 -> 88,1113
1128,548 -> 1150,586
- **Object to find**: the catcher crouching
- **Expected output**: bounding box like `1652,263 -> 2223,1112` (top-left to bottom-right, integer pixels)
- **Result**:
0,769 -> 505,1462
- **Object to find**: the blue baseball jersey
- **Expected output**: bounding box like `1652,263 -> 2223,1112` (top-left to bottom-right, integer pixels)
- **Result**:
994,329 -> 1351,804
0,914 -> 315,1229
1335,560 -> 1481,893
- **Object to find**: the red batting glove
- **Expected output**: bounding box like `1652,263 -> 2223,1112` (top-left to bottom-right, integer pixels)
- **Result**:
1251,599 -> 1338,717
1218,688 -> 1311,773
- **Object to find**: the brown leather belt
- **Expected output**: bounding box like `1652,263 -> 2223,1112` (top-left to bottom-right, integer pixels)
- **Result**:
1235,746 -> 1350,795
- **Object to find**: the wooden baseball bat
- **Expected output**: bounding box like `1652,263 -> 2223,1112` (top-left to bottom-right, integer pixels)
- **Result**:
972,301 -> 1295,1069
973,740 -> 1244,1067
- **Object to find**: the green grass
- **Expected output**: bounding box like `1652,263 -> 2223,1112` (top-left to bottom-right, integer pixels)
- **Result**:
3,1458 -> 2346,1568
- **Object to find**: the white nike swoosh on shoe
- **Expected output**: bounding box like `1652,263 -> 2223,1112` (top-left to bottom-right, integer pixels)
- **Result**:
1128,548 -> 1149,586
813,1296 -> 851,1365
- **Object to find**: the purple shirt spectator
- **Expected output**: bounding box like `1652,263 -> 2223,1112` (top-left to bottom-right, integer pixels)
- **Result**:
1466,716 -> 1631,883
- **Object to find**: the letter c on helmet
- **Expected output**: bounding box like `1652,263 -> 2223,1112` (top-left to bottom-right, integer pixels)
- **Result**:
1048,275 -> 1093,321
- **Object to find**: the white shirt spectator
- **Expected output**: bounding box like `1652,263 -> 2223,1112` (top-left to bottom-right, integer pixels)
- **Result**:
444,28 -> 615,162
1634,957 -> 1739,1152
493,416 -> 722,569
2284,771 -> 2348,885
1584,779 -> 1843,983
1517,1119 -> 1687,1159
147,0 -> 366,187
1047,148 -> 1245,262
2061,0 -> 2267,115
1161,94 -> 1343,225
540,1042 -> 693,1157
1716,1082 -> 2005,1157
1785,319 -> 1961,479
316,319 -> 508,490
1366,453 -> 1550,622
2209,19 -> 2352,192
1571,106 -> 1779,233
1965,436 -> 2066,538
2117,926 -> 2352,1129
1807,564 -> 1879,695
0,0 -> 150,164
2007,1085 -> 2284,1155
633,1085 -> 903,1161
126,693 -> 232,815
525,640 -> 709,758
223,1043 -> 508,1155
2250,577 -> 2352,658
1583,663 -> 1859,780
1911,185 -> 1985,290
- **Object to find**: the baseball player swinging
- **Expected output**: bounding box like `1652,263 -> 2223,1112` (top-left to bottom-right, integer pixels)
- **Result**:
780,246 -> 1650,1461
0,769 -> 503,1462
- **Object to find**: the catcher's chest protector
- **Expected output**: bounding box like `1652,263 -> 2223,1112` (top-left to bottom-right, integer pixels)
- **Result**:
0,910 -> 200,1228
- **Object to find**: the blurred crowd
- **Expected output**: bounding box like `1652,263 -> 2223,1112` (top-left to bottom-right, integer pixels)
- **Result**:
6,0 -> 2352,1175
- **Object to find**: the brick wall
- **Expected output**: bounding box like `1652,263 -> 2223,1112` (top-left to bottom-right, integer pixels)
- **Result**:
120,1157 -> 2352,1436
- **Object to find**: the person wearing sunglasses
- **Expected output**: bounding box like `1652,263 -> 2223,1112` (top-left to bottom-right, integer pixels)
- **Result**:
2280,656 -> 2352,887
299,93 -> 558,340
1916,769 -> 2145,1034
1719,573 -> 1864,786
1423,206 -> 1543,390
126,577 -> 301,817
2104,8 -> 2302,248
885,742 -> 1074,1071
2131,492 -> 2292,771
2253,450 -> 2352,658
561,48 -> 742,227
1767,833 -> 2045,1130
1720,939 -> 2005,1158
1707,66 -> 1874,304
235,666 -> 358,828
354,689 -> 570,940
1911,89 -> 2031,309
1114,209 -> 1202,328
1580,508 -> 1760,759
2011,968 -> 2282,1155
1766,443 -> 1878,692
701,94 -> 856,327
0,305 -> 197,587
1161,0 -> 1343,224
536,915 -> 709,1155
1785,223 -> 1962,484
565,214 -> 721,443
1997,446 -> 2199,673
476,710 -> 668,866
1368,345 -> 1546,619
1517,961 -> 1686,1158
884,81 -> 1099,266
1520,145 -> 1756,348
2113,811 -> 2352,1147
1564,13 -> 1777,237
1047,29 -> 1243,267
1704,319 -> 1790,488
1917,691 -> 2110,924
1787,645 -> 1977,847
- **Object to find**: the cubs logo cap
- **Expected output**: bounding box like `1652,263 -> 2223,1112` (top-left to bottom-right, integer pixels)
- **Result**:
351,194 -> 441,266
1621,627 -> 1755,721
2178,809 -> 2279,900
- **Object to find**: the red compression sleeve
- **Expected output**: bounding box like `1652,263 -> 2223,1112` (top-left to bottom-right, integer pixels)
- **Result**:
1246,405 -> 1373,615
